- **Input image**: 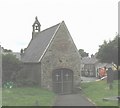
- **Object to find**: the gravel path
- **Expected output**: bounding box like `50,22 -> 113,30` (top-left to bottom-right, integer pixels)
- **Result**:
54,93 -> 96,106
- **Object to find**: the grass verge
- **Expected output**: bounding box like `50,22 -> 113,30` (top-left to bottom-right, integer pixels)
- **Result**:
2,87 -> 56,106
81,80 -> 118,106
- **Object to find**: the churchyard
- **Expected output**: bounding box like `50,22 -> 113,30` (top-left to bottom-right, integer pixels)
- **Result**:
81,79 -> 119,106
1,17 -> 119,106
2,79 -> 119,106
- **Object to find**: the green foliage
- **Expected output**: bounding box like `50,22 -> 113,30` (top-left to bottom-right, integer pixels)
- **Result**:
78,49 -> 89,57
2,54 -> 22,83
2,87 -> 56,106
96,36 -> 118,65
2,47 -> 12,52
3,81 -> 15,88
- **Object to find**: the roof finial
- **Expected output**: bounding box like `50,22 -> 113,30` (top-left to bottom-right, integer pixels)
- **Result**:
35,16 -> 38,21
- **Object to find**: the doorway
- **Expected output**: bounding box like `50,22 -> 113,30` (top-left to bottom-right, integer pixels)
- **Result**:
52,68 -> 73,94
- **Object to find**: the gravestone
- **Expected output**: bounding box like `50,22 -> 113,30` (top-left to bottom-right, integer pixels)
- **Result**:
107,68 -> 114,83
107,68 -> 114,89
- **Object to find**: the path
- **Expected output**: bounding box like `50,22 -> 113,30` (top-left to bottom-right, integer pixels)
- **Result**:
81,76 -> 98,83
54,93 -> 96,106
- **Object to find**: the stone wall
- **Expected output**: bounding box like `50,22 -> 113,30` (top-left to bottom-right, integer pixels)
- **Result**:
41,22 -> 81,90
19,63 -> 41,86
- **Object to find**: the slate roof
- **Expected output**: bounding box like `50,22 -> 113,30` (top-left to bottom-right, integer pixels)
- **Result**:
81,57 -> 98,64
21,23 -> 60,63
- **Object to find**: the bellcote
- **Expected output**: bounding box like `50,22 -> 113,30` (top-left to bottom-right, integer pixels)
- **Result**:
32,17 -> 41,39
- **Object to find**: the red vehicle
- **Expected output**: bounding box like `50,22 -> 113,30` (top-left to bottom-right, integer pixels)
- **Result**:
98,67 -> 106,78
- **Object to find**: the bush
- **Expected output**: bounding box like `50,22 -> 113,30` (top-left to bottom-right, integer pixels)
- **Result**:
3,81 -> 15,88
2,54 -> 22,84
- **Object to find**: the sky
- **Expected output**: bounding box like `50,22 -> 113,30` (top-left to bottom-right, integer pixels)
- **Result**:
0,0 -> 119,55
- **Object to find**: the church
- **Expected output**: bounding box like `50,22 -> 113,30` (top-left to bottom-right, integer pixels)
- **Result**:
21,17 -> 81,94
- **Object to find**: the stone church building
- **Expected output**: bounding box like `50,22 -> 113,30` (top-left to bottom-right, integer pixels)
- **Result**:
21,17 -> 81,94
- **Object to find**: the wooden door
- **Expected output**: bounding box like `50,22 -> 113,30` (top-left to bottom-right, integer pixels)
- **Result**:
52,68 -> 73,94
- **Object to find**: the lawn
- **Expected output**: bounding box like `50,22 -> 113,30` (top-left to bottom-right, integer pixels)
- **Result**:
2,87 -> 56,106
81,80 -> 119,106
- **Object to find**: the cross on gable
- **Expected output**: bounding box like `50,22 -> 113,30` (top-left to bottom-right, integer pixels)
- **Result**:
56,74 -> 60,81
65,73 -> 69,80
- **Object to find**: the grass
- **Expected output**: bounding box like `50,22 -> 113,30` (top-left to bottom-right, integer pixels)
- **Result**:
81,80 -> 119,106
2,87 -> 56,106
2,80 -> 119,106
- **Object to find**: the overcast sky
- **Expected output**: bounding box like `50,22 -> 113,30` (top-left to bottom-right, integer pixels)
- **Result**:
0,0 -> 119,55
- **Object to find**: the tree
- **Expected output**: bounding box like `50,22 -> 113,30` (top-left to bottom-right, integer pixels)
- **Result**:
2,47 -> 12,52
96,35 -> 119,68
2,54 -> 22,83
78,49 -> 89,57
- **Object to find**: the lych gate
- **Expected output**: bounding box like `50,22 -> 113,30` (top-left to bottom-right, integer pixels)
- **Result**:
21,18 -> 81,93
52,68 -> 73,94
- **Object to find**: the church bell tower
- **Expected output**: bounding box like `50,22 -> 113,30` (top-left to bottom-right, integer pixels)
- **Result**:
32,16 -> 41,39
